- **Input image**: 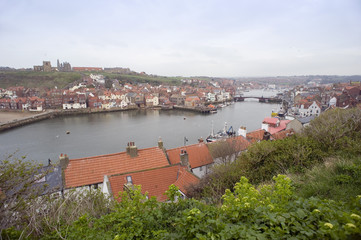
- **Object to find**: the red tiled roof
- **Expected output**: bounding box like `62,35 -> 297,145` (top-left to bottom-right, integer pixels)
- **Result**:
73,67 -> 103,71
225,135 -> 251,151
109,165 -> 199,202
271,129 -> 294,140
64,147 -> 169,188
263,117 -> 279,125
166,143 -> 213,168
268,120 -> 291,134
246,129 -> 266,143
173,167 -> 199,195
185,96 -> 200,102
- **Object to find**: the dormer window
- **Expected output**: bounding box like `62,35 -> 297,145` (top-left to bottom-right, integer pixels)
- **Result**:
126,175 -> 132,183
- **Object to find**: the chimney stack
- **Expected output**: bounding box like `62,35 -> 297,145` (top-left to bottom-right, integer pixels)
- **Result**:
59,153 -> 69,171
126,142 -> 131,154
263,131 -> 271,141
59,153 -> 69,188
238,126 -> 247,138
180,149 -> 190,170
128,142 -> 138,157
261,122 -> 269,132
158,137 -> 164,149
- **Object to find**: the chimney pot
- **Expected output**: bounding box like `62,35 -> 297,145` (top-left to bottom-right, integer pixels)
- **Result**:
59,154 -> 69,171
158,137 -> 164,149
128,142 -> 138,157
180,149 -> 190,170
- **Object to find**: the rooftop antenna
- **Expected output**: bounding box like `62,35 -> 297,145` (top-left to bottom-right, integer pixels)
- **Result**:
210,120 -> 215,137
184,136 -> 188,146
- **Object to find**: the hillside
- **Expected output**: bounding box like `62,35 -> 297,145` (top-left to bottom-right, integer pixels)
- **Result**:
0,71 -> 82,89
101,72 -> 183,85
0,71 -> 184,89
1,108 -> 360,239
188,108 -> 361,203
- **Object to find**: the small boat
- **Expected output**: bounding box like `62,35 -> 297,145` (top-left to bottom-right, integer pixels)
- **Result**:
66,131 -> 70,134
206,122 -> 235,142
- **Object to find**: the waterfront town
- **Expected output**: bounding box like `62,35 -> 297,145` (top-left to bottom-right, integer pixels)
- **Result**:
1,60 -> 360,116
1,60 -> 361,201
2,1 -> 361,237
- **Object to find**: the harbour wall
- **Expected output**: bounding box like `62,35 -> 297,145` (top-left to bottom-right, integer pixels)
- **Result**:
0,106 -> 138,132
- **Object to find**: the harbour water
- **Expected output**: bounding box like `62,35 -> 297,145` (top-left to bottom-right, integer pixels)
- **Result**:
0,90 -> 280,164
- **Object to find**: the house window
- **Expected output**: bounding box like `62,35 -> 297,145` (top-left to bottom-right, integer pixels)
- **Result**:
199,166 -> 203,171
126,176 -> 132,183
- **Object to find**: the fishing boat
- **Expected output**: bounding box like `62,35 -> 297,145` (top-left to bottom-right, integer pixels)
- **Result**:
206,122 -> 236,143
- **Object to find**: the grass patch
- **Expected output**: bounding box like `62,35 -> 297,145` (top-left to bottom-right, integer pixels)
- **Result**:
105,73 -> 183,85
0,71 -> 184,89
0,71 -> 82,89
290,155 -> 361,202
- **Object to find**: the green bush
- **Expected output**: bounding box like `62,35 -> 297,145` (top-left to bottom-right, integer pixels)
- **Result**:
188,135 -> 324,202
242,136 -> 324,184
302,108 -> 361,154
39,176 -> 361,240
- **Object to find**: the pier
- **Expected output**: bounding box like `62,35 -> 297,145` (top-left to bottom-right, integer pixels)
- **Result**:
173,105 -> 213,113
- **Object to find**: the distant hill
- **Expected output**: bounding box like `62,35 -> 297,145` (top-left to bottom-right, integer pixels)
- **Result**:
233,75 -> 361,85
101,72 -> 183,85
0,71 -> 82,89
0,71 -> 185,89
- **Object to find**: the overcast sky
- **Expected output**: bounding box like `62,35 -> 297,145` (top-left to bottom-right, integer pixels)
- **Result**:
0,0 -> 360,77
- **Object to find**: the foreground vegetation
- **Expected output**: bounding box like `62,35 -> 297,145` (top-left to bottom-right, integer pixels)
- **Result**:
1,108 -> 361,239
188,108 -> 361,203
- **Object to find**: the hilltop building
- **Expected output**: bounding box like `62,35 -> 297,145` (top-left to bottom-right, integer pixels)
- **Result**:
33,61 -> 53,72
57,59 -> 72,72
73,67 -> 103,72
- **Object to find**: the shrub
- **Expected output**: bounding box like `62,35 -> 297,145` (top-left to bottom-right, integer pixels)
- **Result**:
302,108 -> 361,154
39,176 -> 361,239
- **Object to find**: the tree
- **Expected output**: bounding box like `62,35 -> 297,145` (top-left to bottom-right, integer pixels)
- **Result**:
105,79 -> 113,89
207,138 -> 247,165
0,154 -> 51,231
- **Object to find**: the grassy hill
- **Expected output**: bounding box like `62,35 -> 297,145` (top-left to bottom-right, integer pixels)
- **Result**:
101,72 -> 183,85
0,71 -> 82,89
0,71 -> 185,89
188,108 -> 361,203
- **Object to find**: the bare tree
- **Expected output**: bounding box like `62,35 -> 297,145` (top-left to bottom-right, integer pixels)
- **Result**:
0,154 -> 51,231
208,138 -> 247,165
